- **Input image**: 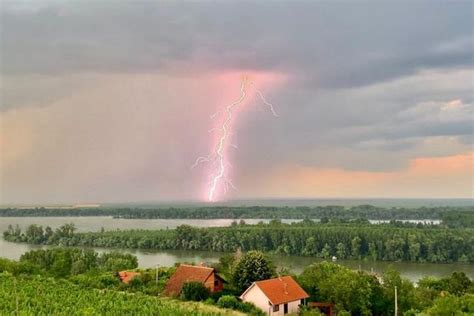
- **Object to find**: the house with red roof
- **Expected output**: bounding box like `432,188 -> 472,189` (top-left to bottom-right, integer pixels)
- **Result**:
240,276 -> 309,315
163,264 -> 225,296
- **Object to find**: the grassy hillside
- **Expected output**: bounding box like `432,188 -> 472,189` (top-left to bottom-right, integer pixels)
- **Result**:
0,273 -> 242,316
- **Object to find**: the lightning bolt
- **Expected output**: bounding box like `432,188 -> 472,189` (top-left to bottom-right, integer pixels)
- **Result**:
192,76 -> 278,202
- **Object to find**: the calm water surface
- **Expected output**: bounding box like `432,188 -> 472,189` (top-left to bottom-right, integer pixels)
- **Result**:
0,217 -> 303,232
0,238 -> 471,282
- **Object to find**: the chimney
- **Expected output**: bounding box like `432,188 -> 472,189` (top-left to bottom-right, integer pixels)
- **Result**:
284,282 -> 288,295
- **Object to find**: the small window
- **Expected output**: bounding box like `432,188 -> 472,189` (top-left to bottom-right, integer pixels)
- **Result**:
273,304 -> 279,312
214,280 -> 219,286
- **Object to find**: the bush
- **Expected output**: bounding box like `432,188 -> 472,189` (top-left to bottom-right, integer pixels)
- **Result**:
217,295 -> 240,309
181,282 -> 210,301
99,251 -> 138,272
70,272 -> 119,289
210,288 -> 239,301
217,295 -> 264,315
0,258 -> 15,273
300,307 -> 324,316
97,273 -> 120,288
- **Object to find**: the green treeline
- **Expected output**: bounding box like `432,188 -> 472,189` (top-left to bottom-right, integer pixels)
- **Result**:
5,221 -> 473,263
18,248 -> 138,277
1,205 -> 472,222
440,210 -> 474,228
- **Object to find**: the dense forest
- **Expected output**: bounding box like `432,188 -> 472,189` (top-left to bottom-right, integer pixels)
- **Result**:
1,205 -> 472,223
1,248 -> 472,315
5,221 -> 473,263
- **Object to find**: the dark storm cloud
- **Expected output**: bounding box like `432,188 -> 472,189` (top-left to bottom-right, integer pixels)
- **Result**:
1,0 -> 472,88
233,68 -> 473,172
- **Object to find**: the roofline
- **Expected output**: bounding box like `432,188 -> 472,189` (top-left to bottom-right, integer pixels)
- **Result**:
252,276 -> 310,304
239,282 -> 257,300
256,281 -> 310,304
179,264 -> 214,270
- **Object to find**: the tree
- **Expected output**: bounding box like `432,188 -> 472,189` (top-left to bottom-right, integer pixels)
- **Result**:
320,243 -> 331,259
232,251 -> 276,293
444,272 -> 472,296
55,223 -> 76,239
420,294 -> 464,315
336,243 -> 347,259
44,226 -> 54,243
303,237 -> 318,256
299,262 -> 374,314
25,225 -> 44,244
351,237 -> 362,259
215,253 -> 236,280
99,251 -> 138,272
382,268 -> 418,314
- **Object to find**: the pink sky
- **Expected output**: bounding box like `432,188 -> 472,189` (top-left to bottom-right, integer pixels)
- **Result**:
1,70 -> 472,204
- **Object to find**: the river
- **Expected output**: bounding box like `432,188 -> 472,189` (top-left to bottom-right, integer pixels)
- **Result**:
0,216 -> 441,232
0,216 -> 467,283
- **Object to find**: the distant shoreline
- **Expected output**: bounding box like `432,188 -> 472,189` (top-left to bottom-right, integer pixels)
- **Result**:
2,198 -> 473,209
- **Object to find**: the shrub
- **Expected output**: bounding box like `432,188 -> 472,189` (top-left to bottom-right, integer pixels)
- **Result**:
70,272 -> 119,289
210,288 -> 239,301
0,258 -> 15,273
181,282 -> 210,301
217,295 -> 264,315
97,273 -> 120,288
300,307 -> 325,316
217,295 -> 240,309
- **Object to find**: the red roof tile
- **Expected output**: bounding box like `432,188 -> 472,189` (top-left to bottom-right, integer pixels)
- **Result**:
254,276 -> 309,305
118,271 -> 139,284
164,264 -> 215,296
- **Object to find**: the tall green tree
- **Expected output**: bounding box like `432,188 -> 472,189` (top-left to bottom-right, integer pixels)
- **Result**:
231,251 -> 276,293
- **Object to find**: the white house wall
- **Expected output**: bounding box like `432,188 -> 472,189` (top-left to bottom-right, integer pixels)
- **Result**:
241,284 -> 302,315
241,284 -> 273,315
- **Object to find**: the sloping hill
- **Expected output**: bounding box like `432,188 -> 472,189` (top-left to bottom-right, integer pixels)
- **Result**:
0,273 -> 243,315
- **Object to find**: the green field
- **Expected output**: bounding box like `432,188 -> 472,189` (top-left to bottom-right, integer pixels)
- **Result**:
0,273 -> 241,316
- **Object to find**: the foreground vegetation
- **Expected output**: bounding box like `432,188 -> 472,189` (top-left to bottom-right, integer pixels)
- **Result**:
1,205 -> 473,224
1,247 -> 473,315
5,220 -> 473,263
0,248 -> 245,316
0,274 -> 240,315
296,261 -> 473,315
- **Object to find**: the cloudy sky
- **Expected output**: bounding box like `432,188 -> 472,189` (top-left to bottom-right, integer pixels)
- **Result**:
1,0 -> 473,204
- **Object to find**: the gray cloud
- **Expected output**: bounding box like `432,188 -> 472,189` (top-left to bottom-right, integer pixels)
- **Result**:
234,68 -> 473,173
1,1 -> 472,88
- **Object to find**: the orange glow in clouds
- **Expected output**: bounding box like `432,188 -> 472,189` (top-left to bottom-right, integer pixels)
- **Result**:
247,152 -> 474,198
